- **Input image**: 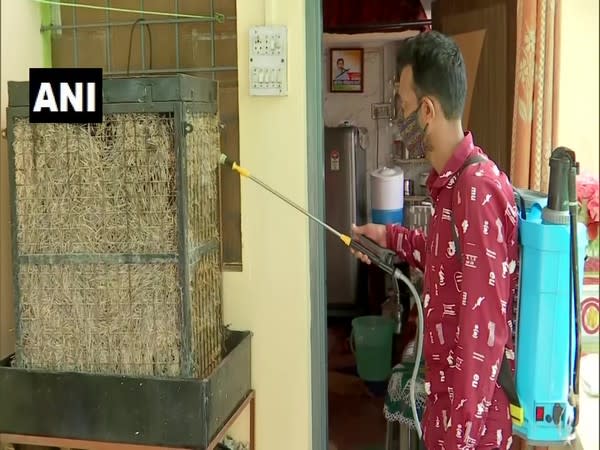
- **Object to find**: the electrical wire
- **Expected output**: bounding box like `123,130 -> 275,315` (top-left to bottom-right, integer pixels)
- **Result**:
30,0 -> 224,22
127,19 -> 153,76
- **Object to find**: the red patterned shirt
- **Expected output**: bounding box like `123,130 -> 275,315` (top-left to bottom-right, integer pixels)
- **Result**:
386,132 -> 519,450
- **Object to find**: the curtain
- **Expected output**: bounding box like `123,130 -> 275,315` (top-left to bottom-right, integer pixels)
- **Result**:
510,0 -> 561,192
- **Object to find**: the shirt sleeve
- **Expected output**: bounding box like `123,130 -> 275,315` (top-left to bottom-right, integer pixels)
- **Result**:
444,175 -> 512,449
385,223 -> 427,272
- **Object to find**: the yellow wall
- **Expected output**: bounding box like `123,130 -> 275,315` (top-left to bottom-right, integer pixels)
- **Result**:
556,0 -> 599,175
222,0 -> 312,449
0,0 -> 45,358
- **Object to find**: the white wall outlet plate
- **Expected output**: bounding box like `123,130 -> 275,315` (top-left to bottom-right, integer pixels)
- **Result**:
249,26 -> 288,96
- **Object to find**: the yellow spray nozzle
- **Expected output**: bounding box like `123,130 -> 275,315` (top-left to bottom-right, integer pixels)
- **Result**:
340,234 -> 352,246
232,162 -> 250,178
219,153 -> 251,177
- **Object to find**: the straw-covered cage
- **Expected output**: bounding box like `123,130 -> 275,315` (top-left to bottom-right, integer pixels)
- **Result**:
8,81 -> 224,379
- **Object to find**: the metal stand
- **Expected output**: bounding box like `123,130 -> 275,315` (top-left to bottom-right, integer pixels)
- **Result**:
0,390 -> 256,450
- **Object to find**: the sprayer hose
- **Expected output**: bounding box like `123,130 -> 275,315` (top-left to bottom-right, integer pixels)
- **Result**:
395,270 -> 424,439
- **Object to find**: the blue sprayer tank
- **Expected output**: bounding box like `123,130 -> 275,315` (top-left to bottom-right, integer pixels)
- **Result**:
513,183 -> 588,443
370,166 -> 404,225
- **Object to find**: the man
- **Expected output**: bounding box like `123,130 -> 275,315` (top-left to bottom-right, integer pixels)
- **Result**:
352,31 -> 519,450
335,58 -> 350,81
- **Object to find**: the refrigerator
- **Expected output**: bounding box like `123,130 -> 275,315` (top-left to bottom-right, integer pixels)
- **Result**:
324,126 -> 368,314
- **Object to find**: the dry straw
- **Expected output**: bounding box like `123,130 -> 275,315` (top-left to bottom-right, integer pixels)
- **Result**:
12,112 -> 223,378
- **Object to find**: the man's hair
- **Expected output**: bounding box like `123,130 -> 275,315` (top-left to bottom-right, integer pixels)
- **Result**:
397,31 -> 466,120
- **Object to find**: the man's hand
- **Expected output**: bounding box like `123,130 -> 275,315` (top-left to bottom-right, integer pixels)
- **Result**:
350,223 -> 387,264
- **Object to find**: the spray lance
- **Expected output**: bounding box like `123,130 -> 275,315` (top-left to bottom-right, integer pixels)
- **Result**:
545,147 -> 583,429
219,153 -> 425,438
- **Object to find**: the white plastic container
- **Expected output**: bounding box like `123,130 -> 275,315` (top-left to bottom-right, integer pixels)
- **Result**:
370,166 -> 404,225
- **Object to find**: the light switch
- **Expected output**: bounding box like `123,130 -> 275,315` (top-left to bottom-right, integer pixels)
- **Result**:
249,25 -> 288,96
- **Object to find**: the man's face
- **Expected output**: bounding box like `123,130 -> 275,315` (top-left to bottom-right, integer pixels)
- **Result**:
398,66 -> 419,120
398,65 -> 438,157
337,60 -> 344,70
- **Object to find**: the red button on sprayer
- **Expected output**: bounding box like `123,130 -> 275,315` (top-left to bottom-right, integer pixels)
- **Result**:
536,406 -> 544,421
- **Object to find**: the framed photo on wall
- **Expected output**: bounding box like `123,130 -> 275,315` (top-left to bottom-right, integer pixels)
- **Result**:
330,48 -> 363,93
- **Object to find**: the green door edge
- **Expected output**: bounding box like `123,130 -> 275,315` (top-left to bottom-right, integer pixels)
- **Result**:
305,0 -> 327,449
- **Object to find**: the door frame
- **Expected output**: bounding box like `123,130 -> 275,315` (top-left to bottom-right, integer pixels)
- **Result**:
305,0 -> 328,449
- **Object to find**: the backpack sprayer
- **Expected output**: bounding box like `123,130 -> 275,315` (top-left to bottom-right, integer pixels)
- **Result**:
447,148 -> 587,445
219,153 -> 426,438
219,147 -> 587,445
511,147 -> 587,445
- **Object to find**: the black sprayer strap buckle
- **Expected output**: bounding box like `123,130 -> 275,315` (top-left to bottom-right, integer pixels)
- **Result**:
449,154 -> 522,411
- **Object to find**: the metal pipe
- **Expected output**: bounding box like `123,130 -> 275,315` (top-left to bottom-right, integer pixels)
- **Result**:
105,0 -> 111,72
72,1 -> 79,66
218,154 -> 344,239
104,66 -> 236,76
40,16 -> 236,31
210,0 -> 216,80
175,0 -> 180,69
31,0 -> 223,20
246,173 -> 344,240
140,0 -> 145,71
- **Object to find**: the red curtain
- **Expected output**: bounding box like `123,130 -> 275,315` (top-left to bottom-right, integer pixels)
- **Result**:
323,0 -> 430,34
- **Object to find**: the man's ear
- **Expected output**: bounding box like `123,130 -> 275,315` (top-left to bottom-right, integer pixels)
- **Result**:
421,96 -> 436,124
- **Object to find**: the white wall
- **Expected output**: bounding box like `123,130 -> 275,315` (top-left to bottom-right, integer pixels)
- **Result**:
322,32 -> 421,219
324,44 -> 384,168
1,0 -> 45,359
323,32 -> 416,171
556,0 -> 599,175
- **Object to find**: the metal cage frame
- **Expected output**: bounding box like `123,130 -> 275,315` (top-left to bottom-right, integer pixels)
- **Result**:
6,74 -> 223,379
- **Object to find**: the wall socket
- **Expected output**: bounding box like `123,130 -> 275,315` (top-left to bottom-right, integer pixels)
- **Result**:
249,26 -> 288,96
371,103 -> 392,120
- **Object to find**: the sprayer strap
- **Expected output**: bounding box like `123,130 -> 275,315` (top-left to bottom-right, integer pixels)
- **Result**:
449,155 -> 522,414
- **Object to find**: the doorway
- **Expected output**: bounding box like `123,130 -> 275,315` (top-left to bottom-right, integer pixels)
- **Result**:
306,1 -> 518,450
306,2 -> 430,449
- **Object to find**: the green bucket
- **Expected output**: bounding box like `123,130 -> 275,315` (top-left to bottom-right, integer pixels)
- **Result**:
351,315 -> 396,382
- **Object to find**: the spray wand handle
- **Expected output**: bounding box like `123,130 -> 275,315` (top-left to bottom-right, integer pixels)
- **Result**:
345,234 -> 397,277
